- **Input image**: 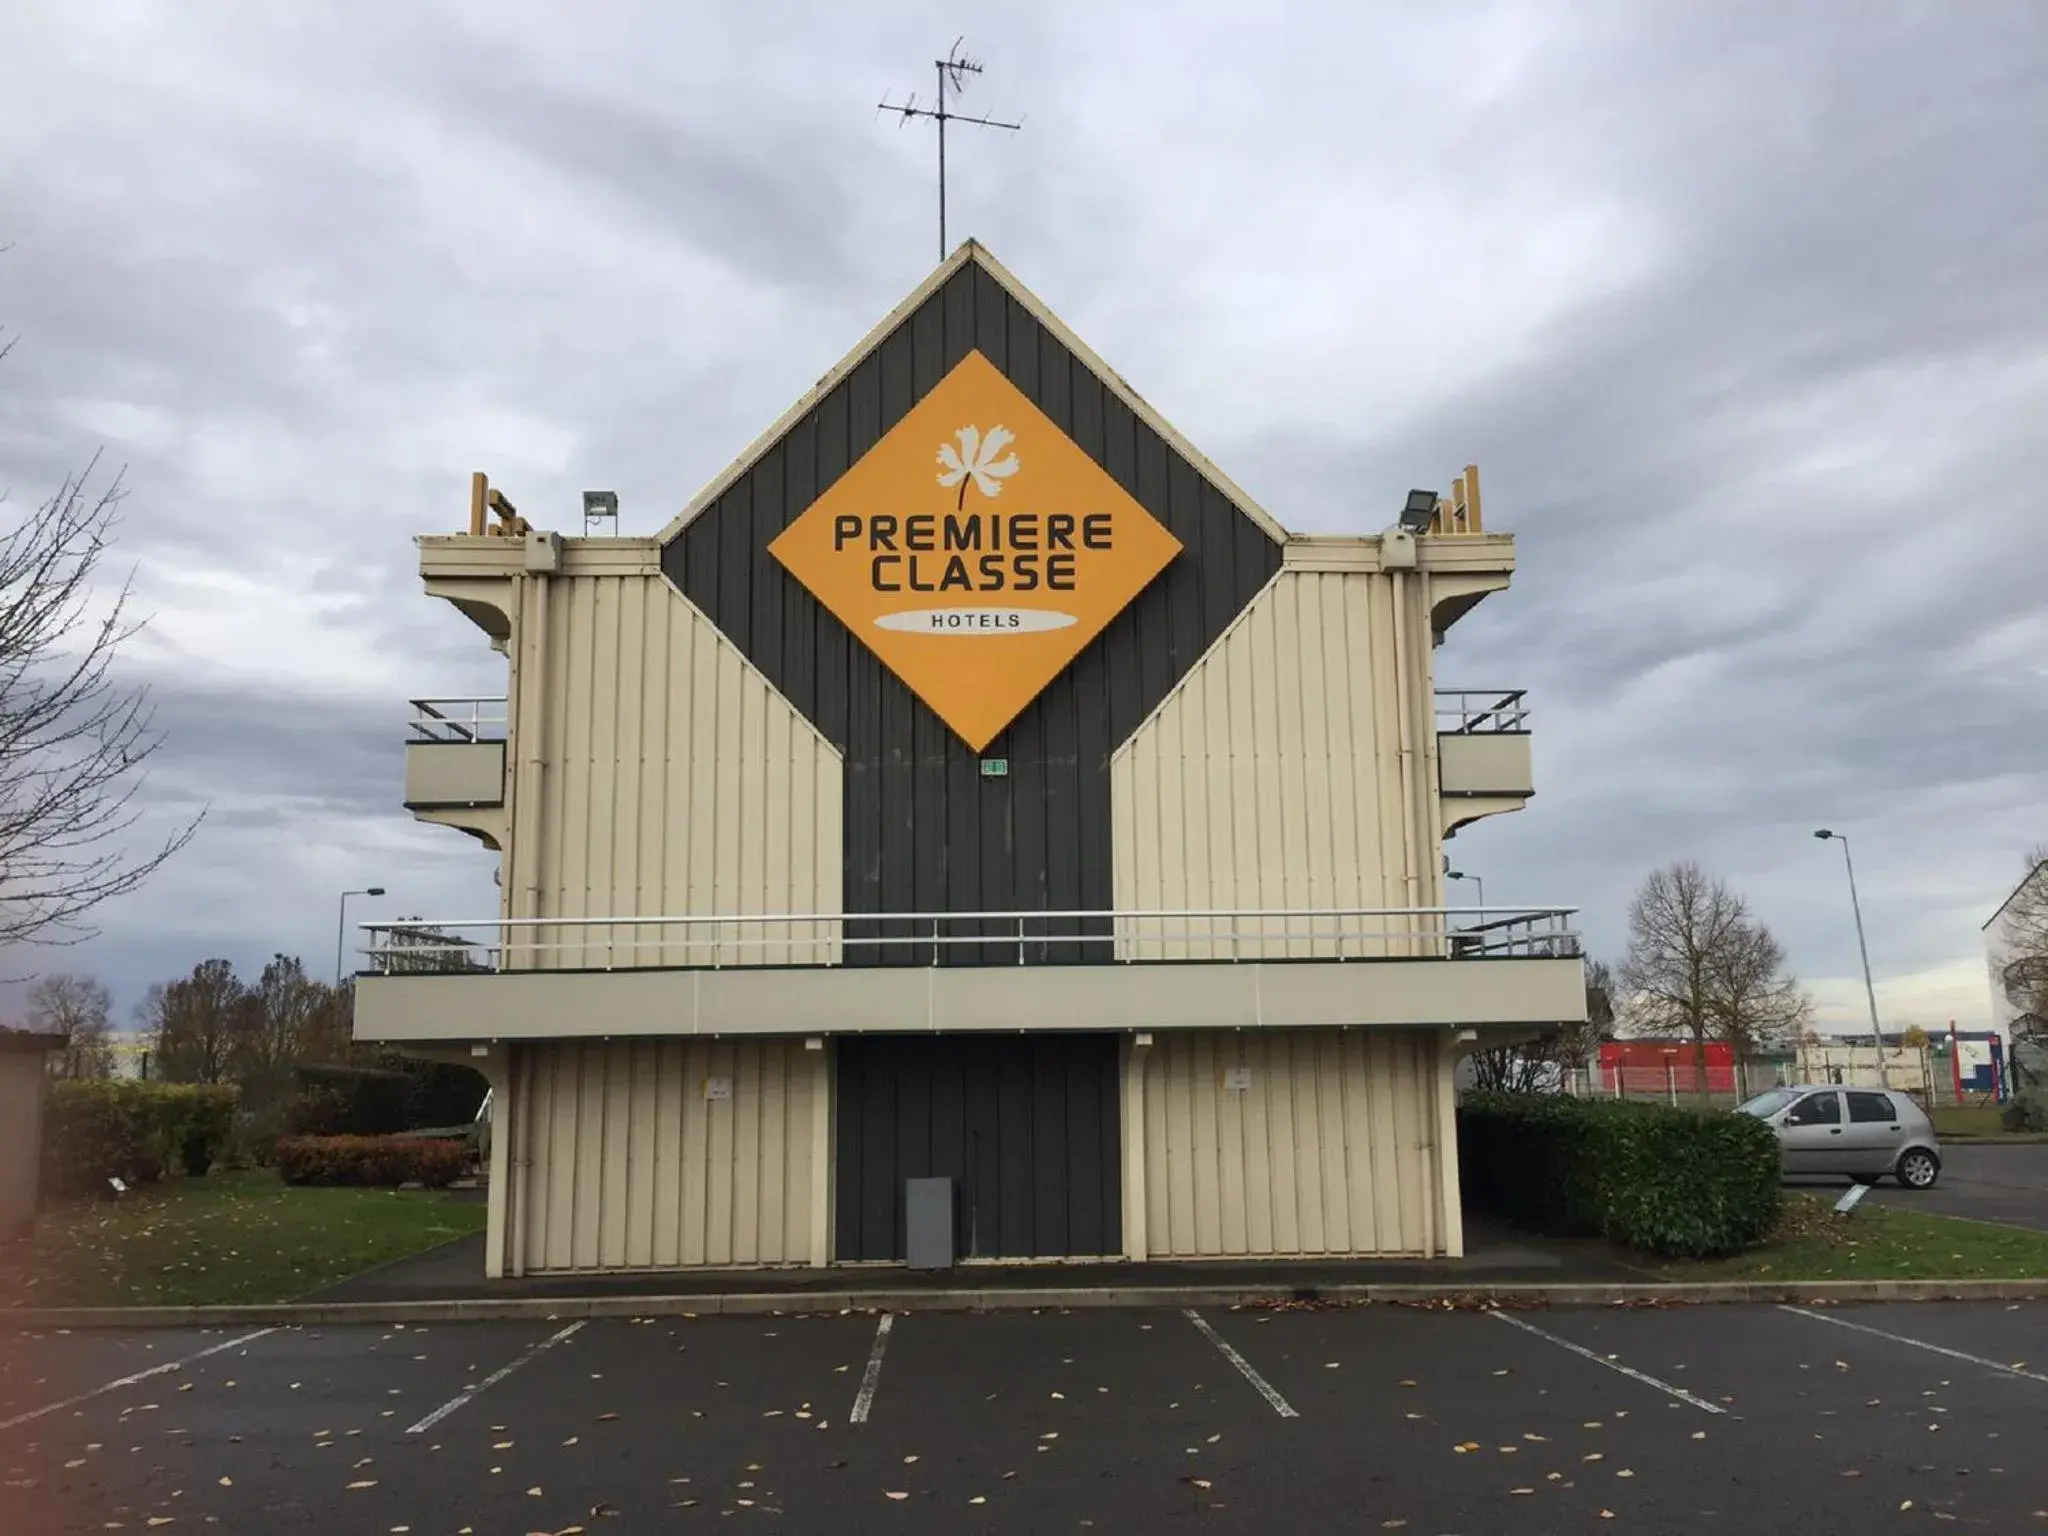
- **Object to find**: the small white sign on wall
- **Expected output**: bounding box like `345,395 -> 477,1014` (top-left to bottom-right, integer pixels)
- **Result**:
703,1075 -> 733,1103
1222,1066 -> 1253,1092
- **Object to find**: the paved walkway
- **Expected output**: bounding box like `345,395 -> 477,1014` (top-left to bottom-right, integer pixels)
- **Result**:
313,1215 -> 1638,1303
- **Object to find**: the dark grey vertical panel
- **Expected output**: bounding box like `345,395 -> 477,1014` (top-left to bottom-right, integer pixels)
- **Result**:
811,390 -> 851,744
996,1038 -> 1034,1253
833,1034 -> 1117,1262
662,254 -> 1285,964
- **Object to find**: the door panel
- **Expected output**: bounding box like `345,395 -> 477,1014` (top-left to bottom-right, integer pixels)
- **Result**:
1840,1090 -> 1905,1174
1779,1091 -> 1847,1173
834,1033 -> 1121,1262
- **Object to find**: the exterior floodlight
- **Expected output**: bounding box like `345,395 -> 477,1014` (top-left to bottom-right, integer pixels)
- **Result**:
583,490 -> 618,520
1398,489 -> 1438,534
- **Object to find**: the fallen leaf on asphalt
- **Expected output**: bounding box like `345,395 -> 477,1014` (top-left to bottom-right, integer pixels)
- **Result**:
217,1477 -> 231,1487
1192,1479 -> 1212,1490
903,1455 -> 918,1464
1901,1501 -> 1914,1511
1041,1432 -> 1058,1440
1693,1431 -> 1707,1440
1497,1446 -> 1518,1454
1398,1379 -> 1417,1388
1583,1422 -> 1601,1429
597,1414 -> 619,1422
146,1521 -> 173,1529
970,1496 -> 986,1505
562,1437 -> 577,1447
1051,1391 -> 1065,1400
494,1442 -> 513,1450
1616,1469 -> 1634,1479
884,1492 -> 908,1501
1404,1412 -> 1424,1421
64,1459 -> 85,1469
1523,1434 -> 1548,1442
1382,1523 -> 1408,1530
1207,1434 -> 1221,1444
527,1487 -> 543,1497
347,1481 -> 376,1490
177,1385 -> 193,1394
1583,1454 -> 1604,1463
1598,1511 -> 1614,1521
1510,1487 -> 1534,1495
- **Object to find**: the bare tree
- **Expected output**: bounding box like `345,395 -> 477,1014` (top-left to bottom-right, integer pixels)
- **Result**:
234,953 -> 328,1106
1705,918 -> 1810,1064
0,453 -> 201,949
27,971 -> 115,1078
1618,862 -> 1749,1091
1996,849 -> 2048,1033
1467,958 -> 1617,1094
143,958 -> 248,1084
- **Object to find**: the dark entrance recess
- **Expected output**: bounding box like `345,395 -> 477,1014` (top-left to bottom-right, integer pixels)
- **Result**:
834,1033 -> 1121,1262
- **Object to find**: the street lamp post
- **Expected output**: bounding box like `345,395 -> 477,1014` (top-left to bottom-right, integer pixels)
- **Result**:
1446,868 -> 1485,920
336,886 -> 387,986
1813,830 -> 1881,1038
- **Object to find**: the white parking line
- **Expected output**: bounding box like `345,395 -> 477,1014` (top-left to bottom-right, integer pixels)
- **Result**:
0,1328 -> 277,1433
1183,1309 -> 1299,1418
1778,1306 -> 2048,1383
849,1313 -> 893,1425
1488,1310 -> 1728,1414
405,1320 -> 585,1435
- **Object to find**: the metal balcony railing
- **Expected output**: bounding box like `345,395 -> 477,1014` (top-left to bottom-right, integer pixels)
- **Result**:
409,697 -> 508,744
1435,689 -> 1528,734
356,905 -> 1581,975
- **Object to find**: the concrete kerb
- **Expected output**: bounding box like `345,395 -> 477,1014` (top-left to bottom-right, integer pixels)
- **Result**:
7,1276 -> 2048,1331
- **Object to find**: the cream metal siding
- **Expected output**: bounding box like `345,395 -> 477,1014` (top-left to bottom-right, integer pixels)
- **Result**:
1111,569 -> 1441,959
506,570 -> 842,968
1138,1029 -> 1442,1259
507,1039 -> 820,1274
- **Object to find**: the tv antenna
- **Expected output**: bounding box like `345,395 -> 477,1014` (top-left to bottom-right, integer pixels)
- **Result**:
878,39 -> 1022,261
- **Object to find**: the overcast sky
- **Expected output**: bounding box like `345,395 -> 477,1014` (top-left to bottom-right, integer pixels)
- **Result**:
0,1 -> 2041,1033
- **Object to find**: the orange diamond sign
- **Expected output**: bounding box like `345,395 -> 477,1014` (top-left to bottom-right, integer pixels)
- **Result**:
769,349 -> 1183,751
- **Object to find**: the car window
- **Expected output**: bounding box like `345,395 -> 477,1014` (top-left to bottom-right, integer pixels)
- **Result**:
1784,1092 -> 1841,1126
1846,1091 -> 1897,1124
1737,1088 -> 1798,1118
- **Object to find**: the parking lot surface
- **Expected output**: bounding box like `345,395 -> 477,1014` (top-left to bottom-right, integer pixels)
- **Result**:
1856,1142 -> 2048,1232
3,1299 -> 2045,1533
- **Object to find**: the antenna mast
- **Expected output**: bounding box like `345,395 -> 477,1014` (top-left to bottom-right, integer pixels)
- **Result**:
878,38 -> 1022,261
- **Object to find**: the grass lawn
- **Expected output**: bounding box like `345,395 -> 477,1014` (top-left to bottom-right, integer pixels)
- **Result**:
1928,1103 -> 2020,1138
1658,1192 -> 2048,1282
0,1169 -> 486,1308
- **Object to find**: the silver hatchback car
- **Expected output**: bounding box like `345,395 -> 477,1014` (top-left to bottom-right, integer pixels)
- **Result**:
1736,1084 -> 1942,1188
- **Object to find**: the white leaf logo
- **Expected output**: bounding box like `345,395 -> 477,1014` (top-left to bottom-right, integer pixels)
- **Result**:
935,424 -> 1019,509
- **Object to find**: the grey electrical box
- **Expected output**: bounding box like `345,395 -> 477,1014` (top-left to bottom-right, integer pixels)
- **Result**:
905,1177 -> 955,1270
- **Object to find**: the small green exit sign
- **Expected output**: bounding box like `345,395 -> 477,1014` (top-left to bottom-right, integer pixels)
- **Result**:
980,758 -> 1009,778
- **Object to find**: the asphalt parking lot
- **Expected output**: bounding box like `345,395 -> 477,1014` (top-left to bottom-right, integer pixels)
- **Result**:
1854,1142 -> 2048,1232
4,1299 -> 2046,1534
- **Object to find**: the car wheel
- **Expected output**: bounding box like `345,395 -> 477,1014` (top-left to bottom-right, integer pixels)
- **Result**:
1896,1149 -> 1939,1189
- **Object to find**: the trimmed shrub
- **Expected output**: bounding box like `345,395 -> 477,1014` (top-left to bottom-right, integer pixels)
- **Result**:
1459,1093 -> 1781,1259
290,1065 -> 415,1136
274,1134 -> 466,1189
41,1081 -> 242,1197
154,1085 -> 240,1176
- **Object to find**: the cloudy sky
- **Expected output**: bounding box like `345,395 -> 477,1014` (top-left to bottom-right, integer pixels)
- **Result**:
0,1 -> 2041,1032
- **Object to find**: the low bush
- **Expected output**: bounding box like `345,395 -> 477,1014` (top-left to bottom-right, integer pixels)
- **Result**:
41,1081 -> 241,1197
273,1135 -> 466,1189
1459,1093 -> 1781,1259
2004,1095 -> 2048,1133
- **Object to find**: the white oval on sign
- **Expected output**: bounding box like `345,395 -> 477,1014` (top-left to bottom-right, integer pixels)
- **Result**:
873,608 -> 1078,634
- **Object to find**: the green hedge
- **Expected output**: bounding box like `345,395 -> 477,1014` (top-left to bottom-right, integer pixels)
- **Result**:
42,1081 -> 241,1197
274,1134 -> 466,1189
1458,1093 -> 1782,1259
